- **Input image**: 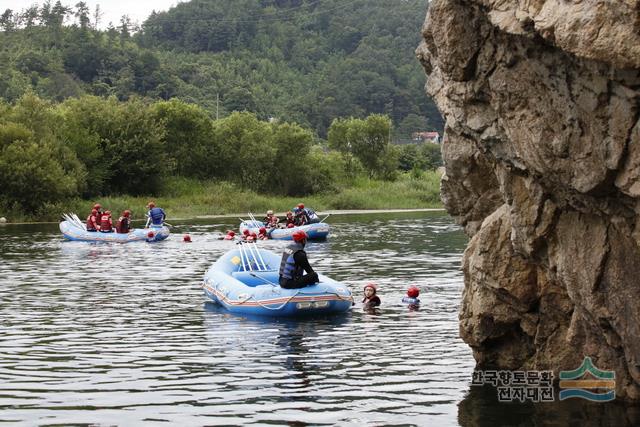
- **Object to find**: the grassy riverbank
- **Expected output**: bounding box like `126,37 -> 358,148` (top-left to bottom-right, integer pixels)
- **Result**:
0,172 -> 442,223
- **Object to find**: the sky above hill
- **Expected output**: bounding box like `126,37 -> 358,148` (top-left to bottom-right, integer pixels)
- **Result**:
1,0 -> 183,29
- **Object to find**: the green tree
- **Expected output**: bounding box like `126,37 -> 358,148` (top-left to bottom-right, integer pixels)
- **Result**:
151,99 -> 218,178
268,121 -> 313,195
0,139 -> 84,211
58,96 -> 168,195
328,114 -> 396,179
213,111 -> 275,190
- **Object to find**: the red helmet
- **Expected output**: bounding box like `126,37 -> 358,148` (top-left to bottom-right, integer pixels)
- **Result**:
93,203 -> 101,210
364,283 -> 377,292
292,230 -> 307,242
91,209 -> 98,215
259,227 -> 266,233
287,223 -> 295,228
227,230 -> 235,236
250,232 -> 258,238
123,210 -> 131,217
183,234 -> 192,242
147,201 -> 155,209
242,229 -> 250,236
297,203 -> 305,209
407,286 -> 420,298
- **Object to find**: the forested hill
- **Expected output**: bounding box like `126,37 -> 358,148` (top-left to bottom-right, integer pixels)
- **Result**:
0,0 -> 442,137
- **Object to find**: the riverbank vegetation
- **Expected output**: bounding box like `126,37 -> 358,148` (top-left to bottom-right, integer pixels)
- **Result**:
2,173 -> 441,223
0,94 -> 442,222
0,1 -> 444,222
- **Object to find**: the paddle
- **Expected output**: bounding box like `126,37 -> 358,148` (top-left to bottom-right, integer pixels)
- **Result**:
249,272 -> 279,287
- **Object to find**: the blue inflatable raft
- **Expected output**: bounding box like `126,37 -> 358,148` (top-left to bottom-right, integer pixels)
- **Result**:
202,243 -> 353,317
59,213 -> 170,243
239,220 -> 330,240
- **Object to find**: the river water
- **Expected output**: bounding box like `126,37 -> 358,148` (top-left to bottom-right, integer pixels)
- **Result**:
0,211 -> 637,425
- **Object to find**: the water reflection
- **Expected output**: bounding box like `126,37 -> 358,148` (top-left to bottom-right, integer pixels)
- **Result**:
1,211 -> 636,424
458,385 -> 640,427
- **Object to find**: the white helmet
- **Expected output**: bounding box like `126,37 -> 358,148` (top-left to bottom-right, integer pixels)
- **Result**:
266,210 -> 274,215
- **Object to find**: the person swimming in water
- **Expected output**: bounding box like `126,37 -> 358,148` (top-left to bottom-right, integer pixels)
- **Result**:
362,283 -> 381,307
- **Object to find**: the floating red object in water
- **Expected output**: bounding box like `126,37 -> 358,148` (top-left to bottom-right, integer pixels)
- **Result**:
183,234 -> 192,242
147,231 -> 155,239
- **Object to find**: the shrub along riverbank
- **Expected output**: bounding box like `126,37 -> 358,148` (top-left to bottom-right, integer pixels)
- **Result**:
0,172 -> 442,223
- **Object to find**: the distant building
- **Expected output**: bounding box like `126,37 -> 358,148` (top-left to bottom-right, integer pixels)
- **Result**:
412,131 -> 441,144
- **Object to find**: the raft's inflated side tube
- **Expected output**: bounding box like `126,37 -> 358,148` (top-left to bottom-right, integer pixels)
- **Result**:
239,220 -> 330,240
60,221 -> 170,243
202,247 -> 352,317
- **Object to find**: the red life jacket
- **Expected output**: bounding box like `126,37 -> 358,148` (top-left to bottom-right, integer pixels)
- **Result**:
86,214 -> 98,231
100,214 -> 112,232
115,216 -> 130,233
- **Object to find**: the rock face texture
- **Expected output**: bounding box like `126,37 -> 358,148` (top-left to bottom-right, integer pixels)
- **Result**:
417,0 -> 640,400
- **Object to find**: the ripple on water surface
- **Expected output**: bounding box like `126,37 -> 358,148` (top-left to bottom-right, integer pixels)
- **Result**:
0,212 -> 474,425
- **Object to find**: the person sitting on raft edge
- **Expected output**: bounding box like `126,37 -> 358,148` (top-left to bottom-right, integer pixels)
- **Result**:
86,208 -> 100,232
146,201 -> 166,226
278,230 -> 319,289
115,210 -> 132,233
362,283 -> 381,307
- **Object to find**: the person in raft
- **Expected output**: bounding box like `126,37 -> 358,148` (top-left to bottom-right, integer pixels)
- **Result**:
223,230 -> 236,240
284,211 -> 296,228
99,210 -> 113,233
362,283 -> 381,307
257,227 -> 269,240
278,230 -> 319,289
93,203 -> 103,218
146,201 -> 166,226
402,285 -> 421,306
86,208 -> 100,232
264,210 -> 279,228
115,210 -> 132,234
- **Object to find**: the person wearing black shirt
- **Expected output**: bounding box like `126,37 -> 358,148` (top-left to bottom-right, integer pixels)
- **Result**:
278,230 -> 319,289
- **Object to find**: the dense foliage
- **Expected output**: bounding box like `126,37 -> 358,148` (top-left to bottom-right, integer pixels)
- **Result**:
0,93 -> 440,213
0,0 -> 443,138
0,1 -> 444,216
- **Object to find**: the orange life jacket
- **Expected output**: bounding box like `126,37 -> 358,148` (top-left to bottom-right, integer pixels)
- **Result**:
100,214 -> 112,232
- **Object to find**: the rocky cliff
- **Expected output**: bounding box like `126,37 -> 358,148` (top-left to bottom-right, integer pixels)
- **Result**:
417,0 -> 640,400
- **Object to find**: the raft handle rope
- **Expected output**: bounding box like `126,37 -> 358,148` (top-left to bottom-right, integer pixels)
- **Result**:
247,273 -> 353,302
234,290 -> 301,310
